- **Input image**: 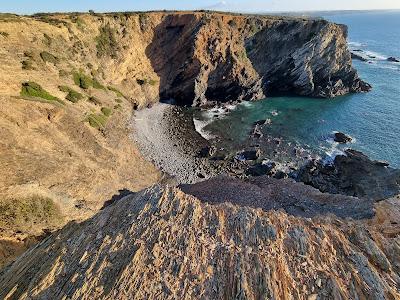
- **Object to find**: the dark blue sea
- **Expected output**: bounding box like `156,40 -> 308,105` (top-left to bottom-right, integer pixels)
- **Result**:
195,10 -> 400,167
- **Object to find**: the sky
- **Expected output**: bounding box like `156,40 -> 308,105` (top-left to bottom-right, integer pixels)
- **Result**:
1,0 -> 400,15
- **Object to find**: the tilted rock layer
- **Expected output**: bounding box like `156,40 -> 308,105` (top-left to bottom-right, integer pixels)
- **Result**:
0,184 -> 399,299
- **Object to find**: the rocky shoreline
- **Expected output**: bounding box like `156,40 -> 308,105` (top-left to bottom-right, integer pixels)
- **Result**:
133,102 -> 400,202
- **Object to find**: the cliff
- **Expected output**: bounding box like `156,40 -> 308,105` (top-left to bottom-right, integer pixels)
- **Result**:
0,182 -> 399,299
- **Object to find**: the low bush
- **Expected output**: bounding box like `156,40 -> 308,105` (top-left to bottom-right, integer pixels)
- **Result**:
101,107 -> 112,117
0,195 -> 63,233
20,82 -> 64,104
96,24 -> 118,58
40,51 -> 58,64
0,31 -> 9,37
73,71 -> 105,90
58,85 -> 83,103
87,113 -> 108,129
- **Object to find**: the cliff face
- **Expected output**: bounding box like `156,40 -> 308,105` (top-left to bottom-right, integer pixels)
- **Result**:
0,184 -> 399,299
147,13 -> 370,105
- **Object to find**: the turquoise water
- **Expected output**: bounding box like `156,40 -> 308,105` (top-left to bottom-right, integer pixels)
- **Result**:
199,11 -> 400,167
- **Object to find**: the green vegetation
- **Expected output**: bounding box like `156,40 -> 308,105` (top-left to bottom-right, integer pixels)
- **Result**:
101,107 -> 112,117
58,86 -> 83,103
114,104 -> 122,110
0,195 -> 63,233
87,113 -> 108,129
40,51 -> 58,64
136,78 -> 157,86
115,98 -> 123,103
107,86 -> 125,98
20,82 -> 64,105
0,31 -> 9,37
96,24 -> 118,58
73,71 -> 105,90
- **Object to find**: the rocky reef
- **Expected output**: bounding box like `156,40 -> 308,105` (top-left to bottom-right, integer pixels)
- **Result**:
0,184 -> 399,299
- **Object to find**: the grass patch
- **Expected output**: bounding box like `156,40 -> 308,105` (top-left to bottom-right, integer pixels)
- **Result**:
40,51 -> 58,64
58,85 -> 83,103
0,195 -> 63,233
96,24 -> 118,58
0,31 -> 9,37
20,82 -> 64,105
136,78 -> 157,86
87,113 -> 108,129
107,86 -> 125,98
72,71 -> 105,90
101,107 -> 112,117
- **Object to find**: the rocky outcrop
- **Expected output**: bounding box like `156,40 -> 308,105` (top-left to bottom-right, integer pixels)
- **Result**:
0,184 -> 399,299
148,13 -> 371,105
298,149 -> 400,200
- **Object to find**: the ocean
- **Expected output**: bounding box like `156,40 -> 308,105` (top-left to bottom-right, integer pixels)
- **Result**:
195,10 -> 400,167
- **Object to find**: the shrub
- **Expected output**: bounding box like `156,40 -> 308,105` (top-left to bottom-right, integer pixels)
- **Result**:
115,98 -> 123,103
40,51 -> 58,64
136,78 -> 157,86
0,195 -> 63,233
58,85 -> 83,103
87,113 -> 108,128
20,82 -> 64,104
21,60 -> 35,70
101,107 -> 112,117
96,24 -> 118,58
72,71 -> 105,90
0,31 -> 9,37
107,86 -> 125,98
139,13 -> 149,31
114,104 -> 122,110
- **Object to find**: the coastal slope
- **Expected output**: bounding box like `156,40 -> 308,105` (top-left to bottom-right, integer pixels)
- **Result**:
0,11 -> 369,266
0,183 -> 399,299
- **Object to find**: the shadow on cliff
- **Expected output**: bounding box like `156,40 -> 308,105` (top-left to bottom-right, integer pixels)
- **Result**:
145,14 -> 202,106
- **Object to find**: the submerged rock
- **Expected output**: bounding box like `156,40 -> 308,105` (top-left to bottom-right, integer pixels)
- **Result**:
387,57 -> 400,62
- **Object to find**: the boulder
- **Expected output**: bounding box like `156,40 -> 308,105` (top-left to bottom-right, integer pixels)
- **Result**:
334,132 -> 352,144
237,149 -> 261,161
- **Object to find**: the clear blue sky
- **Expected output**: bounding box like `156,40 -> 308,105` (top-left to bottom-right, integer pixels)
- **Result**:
1,0 -> 400,15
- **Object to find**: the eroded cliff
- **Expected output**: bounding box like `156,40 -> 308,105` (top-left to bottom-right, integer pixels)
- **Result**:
0,183 -> 398,299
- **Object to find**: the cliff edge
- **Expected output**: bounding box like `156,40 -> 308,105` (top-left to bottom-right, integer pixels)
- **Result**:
0,182 -> 398,299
